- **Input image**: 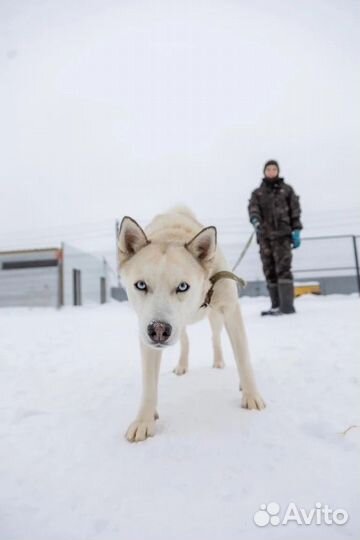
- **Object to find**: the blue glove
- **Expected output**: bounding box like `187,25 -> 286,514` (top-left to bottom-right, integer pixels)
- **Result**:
291,229 -> 301,249
250,217 -> 261,232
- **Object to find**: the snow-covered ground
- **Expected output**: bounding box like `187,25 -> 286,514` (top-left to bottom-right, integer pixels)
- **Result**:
1,295 -> 359,540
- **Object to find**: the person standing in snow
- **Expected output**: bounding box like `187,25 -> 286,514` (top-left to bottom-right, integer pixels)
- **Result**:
248,160 -> 302,315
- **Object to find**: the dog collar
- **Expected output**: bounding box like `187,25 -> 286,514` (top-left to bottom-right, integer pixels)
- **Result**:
200,271 -> 246,308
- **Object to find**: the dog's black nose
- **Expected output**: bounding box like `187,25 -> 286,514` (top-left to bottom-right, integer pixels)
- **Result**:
147,321 -> 172,344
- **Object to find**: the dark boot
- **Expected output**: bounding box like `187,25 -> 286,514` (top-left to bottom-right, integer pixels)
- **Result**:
268,282 -> 279,309
261,282 -> 281,316
278,279 -> 296,314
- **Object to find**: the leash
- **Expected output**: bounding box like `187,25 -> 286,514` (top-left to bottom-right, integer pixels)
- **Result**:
231,231 -> 255,272
200,232 -> 254,309
200,271 -> 246,308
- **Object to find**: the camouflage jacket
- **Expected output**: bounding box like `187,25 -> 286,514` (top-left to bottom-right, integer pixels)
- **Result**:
248,178 -> 302,239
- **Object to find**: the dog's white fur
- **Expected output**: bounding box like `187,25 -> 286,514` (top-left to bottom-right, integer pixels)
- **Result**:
118,206 -> 265,442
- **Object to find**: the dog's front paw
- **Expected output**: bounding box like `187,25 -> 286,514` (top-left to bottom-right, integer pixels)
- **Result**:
241,391 -> 266,410
173,365 -> 187,375
125,418 -> 156,442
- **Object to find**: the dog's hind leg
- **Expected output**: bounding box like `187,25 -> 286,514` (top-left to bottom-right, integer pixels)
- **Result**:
126,342 -> 162,442
208,309 -> 225,369
173,328 -> 189,375
223,302 -> 266,410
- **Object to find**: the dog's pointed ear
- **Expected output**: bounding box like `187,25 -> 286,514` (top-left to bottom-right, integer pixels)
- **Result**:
185,226 -> 217,263
118,216 -> 150,262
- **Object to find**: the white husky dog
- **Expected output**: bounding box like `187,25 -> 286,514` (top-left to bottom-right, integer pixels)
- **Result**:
118,207 -> 265,442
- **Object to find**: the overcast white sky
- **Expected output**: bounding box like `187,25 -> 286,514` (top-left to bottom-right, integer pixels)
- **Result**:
0,0 -> 359,249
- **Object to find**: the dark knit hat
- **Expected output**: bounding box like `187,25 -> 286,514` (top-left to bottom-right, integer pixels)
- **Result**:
263,160 -> 280,174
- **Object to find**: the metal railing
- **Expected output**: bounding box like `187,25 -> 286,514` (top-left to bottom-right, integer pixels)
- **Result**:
221,233 -> 360,297
295,235 -> 360,295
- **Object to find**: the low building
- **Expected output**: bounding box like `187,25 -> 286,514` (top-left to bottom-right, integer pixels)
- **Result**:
0,244 -> 108,308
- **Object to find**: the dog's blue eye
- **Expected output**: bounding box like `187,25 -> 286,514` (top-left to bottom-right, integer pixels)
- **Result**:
135,280 -> 147,291
176,282 -> 190,293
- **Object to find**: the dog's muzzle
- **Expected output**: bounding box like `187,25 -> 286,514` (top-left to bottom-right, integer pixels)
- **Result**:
147,320 -> 172,345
